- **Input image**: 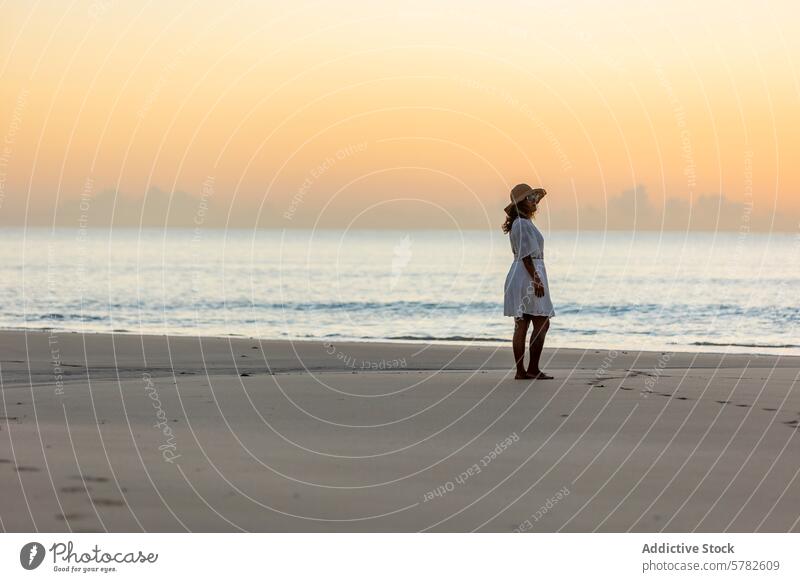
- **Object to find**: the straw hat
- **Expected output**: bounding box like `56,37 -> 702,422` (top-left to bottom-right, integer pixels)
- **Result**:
504,184 -> 546,214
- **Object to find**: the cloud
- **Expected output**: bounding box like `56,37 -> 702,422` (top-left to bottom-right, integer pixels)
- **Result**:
544,185 -> 795,232
52,186 -> 273,229
6,183 -> 794,232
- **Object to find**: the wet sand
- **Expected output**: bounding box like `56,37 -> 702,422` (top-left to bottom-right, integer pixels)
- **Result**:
1,330 -> 798,532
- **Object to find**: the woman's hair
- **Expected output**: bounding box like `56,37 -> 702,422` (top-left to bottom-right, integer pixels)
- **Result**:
502,201 -> 535,234
502,205 -> 520,234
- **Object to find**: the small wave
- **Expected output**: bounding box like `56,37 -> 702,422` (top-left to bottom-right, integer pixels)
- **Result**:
387,335 -> 510,343
40,313 -> 106,322
690,341 -> 800,349
139,299 -> 502,312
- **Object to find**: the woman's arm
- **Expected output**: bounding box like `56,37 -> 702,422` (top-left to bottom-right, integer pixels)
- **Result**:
522,256 -> 545,297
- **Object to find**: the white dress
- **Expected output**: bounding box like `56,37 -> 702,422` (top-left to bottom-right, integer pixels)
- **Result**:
503,218 -> 555,318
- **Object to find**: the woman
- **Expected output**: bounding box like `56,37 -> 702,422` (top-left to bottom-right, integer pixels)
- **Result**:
503,183 -> 555,380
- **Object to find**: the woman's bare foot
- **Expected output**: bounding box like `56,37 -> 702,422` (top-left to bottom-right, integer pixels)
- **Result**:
527,370 -> 554,380
514,371 -> 537,380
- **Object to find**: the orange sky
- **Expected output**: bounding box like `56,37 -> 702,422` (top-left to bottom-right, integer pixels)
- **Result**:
1,0 -> 798,230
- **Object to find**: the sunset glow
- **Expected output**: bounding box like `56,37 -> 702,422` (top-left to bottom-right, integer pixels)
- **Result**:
2,0 -> 798,229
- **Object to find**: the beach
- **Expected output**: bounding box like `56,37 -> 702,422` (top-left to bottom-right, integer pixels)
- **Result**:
1,329 -> 798,532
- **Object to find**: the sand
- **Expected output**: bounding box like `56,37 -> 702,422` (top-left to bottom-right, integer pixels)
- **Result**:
1,329 -> 798,532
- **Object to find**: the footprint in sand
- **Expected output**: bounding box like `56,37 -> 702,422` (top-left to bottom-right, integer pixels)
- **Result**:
716,400 -> 731,405
618,387 -> 633,391
674,396 -> 690,401
73,475 -> 109,483
735,404 -> 750,408
91,498 -> 125,507
60,485 -> 92,494
762,407 -> 778,412
0,458 -> 11,464
14,466 -> 39,472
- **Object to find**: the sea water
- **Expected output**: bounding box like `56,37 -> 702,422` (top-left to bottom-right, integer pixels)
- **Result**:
1,228 -> 797,355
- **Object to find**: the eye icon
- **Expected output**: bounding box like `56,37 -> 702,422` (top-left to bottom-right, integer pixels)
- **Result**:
20,542 -> 46,570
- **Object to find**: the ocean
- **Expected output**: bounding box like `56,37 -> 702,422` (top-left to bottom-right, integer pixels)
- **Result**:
2,228 -> 798,355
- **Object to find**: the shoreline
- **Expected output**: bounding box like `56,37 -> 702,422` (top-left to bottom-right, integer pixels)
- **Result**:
2,325 -> 799,360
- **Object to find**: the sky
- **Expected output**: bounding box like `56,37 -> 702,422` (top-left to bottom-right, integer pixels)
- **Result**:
1,0 -> 798,230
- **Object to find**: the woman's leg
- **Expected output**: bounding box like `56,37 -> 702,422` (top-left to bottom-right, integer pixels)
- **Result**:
527,317 -> 552,379
513,316 -> 533,379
